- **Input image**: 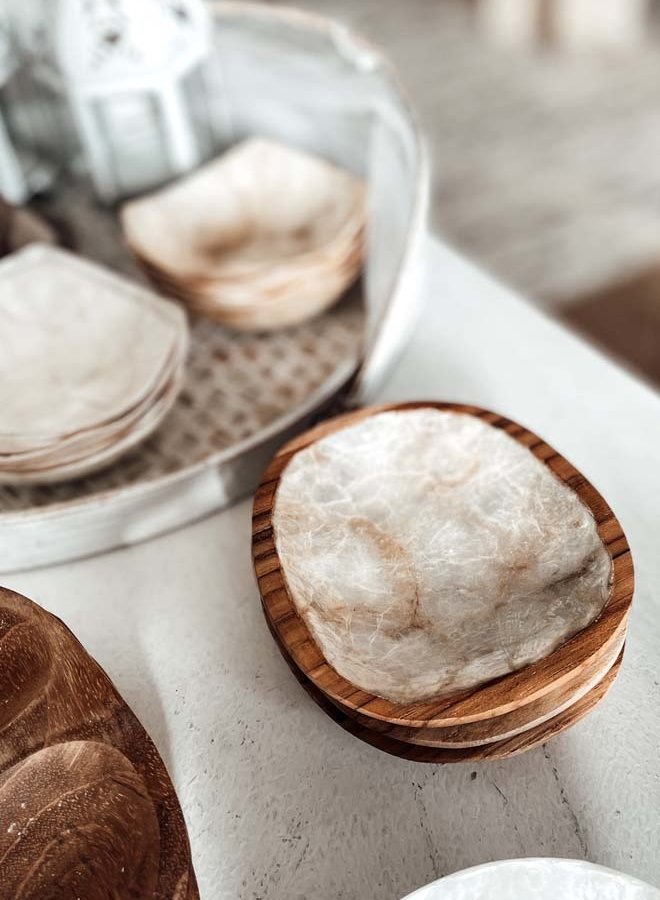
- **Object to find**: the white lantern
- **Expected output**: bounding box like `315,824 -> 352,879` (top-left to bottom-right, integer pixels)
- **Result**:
0,11 -> 64,203
0,19 -> 26,202
30,0 -> 213,202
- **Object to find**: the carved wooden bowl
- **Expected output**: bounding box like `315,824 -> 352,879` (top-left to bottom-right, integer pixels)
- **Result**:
252,402 -> 634,762
0,586 -> 198,897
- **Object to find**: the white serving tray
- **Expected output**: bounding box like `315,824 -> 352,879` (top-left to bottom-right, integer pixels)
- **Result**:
0,1 -> 428,572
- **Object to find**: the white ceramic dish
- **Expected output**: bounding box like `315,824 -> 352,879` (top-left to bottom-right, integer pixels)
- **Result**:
122,137 -> 364,277
0,246 -> 188,484
403,859 -> 660,900
0,245 -> 185,447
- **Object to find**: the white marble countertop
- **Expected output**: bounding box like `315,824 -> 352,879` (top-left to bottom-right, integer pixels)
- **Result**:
8,238 -> 660,900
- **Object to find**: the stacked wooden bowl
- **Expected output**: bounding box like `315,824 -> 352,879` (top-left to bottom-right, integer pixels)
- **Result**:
0,245 -> 187,484
122,137 -> 365,332
252,403 -> 634,762
0,586 -> 198,898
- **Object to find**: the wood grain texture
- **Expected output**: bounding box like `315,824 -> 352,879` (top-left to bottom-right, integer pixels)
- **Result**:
270,611 -> 623,762
253,401 -> 633,736
0,742 -> 160,898
0,586 -> 198,900
339,627 -> 626,748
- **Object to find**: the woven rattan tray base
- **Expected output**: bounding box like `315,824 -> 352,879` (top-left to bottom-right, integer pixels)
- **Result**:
0,306 -> 362,513
2,180 -> 364,513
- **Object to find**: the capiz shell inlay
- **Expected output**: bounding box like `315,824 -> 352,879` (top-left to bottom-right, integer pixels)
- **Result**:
272,408 -> 613,703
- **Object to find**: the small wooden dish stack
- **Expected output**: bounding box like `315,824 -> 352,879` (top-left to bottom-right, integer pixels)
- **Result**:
252,402 -> 634,763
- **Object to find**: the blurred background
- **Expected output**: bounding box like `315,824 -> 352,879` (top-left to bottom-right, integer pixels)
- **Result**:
4,0 -> 660,386
280,0 -> 660,387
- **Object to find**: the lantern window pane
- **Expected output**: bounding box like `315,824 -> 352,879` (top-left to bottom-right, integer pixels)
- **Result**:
90,92 -> 170,196
181,64 -> 214,161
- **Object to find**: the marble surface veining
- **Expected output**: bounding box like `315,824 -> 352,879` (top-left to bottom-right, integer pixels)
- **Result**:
273,409 -> 612,702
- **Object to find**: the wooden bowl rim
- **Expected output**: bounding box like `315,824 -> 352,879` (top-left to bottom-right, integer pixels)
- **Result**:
278,617 -> 624,763
340,624 -> 626,747
263,595 -> 626,750
252,401 -> 634,728
314,652 -> 624,763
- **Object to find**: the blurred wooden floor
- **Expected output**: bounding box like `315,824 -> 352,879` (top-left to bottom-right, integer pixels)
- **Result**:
282,0 -> 660,386
564,267 -> 660,386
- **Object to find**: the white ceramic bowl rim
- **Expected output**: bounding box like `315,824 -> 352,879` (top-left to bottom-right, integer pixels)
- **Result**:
401,858 -> 660,900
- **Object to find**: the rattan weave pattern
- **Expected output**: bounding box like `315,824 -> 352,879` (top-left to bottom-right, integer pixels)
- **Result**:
0,297 -> 363,511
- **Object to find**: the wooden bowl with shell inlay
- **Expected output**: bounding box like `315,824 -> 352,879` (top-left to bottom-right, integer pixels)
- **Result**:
252,402 -> 633,762
271,618 -> 623,763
